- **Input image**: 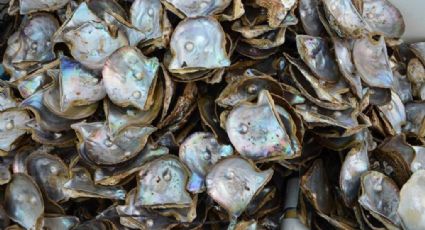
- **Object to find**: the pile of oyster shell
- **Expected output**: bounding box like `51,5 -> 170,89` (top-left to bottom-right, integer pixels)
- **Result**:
1,0 -> 425,229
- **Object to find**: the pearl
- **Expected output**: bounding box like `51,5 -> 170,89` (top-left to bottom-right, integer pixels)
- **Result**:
184,42 -> 194,51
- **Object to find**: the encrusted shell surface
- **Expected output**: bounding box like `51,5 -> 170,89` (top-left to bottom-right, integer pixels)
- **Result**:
168,17 -> 230,73
5,173 -> 44,229
103,46 -> 159,110
179,132 -> 233,193
206,156 -> 273,217
226,90 -> 296,161
135,156 -> 192,208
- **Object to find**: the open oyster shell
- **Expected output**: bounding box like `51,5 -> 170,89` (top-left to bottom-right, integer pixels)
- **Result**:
59,57 -> 105,111
358,171 -> 400,228
3,13 -> 58,81
94,143 -> 168,186
340,143 -> 370,206
296,35 -> 340,83
226,90 -> 299,161
103,46 -> 159,111
5,173 -> 44,229
168,17 -> 230,73
321,0 -> 367,38
135,156 -> 192,208
0,109 -> 30,152
72,121 -> 156,166
163,0 -> 232,18
64,166 -> 126,200
26,152 -> 70,203
14,0 -> 71,15
398,170 -> 425,229
353,35 -> 394,89
179,132 -> 233,193
206,156 -> 273,218
361,0 -> 405,38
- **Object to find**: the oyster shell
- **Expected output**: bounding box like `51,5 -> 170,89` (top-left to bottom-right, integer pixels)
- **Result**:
254,0 -> 297,28
410,42 -> 425,65
377,91 -> 406,135
103,46 -> 159,110
411,146 -> 425,173
43,69 -> 99,120
301,159 -> 334,215
353,35 -> 394,89
358,171 -> 400,228
299,0 -> 324,36
94,144 -> 168,186
163,0 -> 232,17
131,0 -> 163,41
3,13 -> 58,81
26,153 -> 70,202
321,0 -> 367,37
226,90 -> 298,161
168,17 -> 230,73
117,189 -> 178,230
296,35 -> 340,83
179,132 -> 233,193
0,87 -> 18,111
21,90 -> 76,132
340,143 -> 370,206
404,102 -> 425,137
361,0 -> 405,38
42,216 -> 79,230
103,79 -> 162,135
5,173 -> 44,229
59,57 -> 105,111
206,156 -> 273,217
72,121 -> 156,165
135,156 -> 192,208
333,38 -> 363,98
62,21 -> 128,70
398,170 -> 425,229
17,0 -> 71,14
64,167 -> 126,200
0,109 -> 30,152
